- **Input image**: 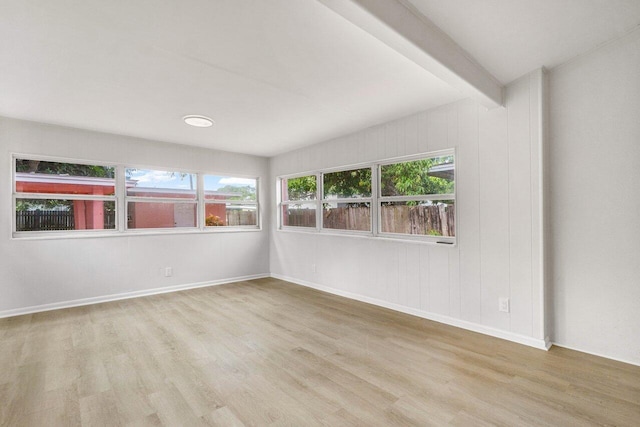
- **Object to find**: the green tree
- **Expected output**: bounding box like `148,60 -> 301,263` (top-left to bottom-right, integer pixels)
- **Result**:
216,184 -> 256,201
380,157 -> 454,197
285,157 -> 454,201
16,159 -> 114,178
323,168 -> 371,198
286,175 -> 317,200
16,159 -> 115,211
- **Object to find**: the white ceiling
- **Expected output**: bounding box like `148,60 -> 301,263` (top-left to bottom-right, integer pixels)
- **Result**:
406,0 -> 640,84
2,1 -> 639,157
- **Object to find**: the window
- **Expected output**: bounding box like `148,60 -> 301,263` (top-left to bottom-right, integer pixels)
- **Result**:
12,155 -> 261,237
277,150 -> 455,243
322,167 -> 371,232
379,154 -> 455,239
14,158 -> 116,232
204,175 -> 258,228
280,174 -> 318,228
125,168 -> 197,229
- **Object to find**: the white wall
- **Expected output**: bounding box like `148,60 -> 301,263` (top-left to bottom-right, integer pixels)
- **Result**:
0,117 -> 270,315
549,29 -> 640,365
270,70 -> 547,349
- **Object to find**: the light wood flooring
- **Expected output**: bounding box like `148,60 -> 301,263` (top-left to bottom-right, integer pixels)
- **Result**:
1,278 -> 639,426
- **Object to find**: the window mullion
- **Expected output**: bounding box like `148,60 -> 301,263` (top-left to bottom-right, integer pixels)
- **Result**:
372,164 -> 379,237
116,165 -> 126,232
197,172 -> 204,230
316,172 -> 322,231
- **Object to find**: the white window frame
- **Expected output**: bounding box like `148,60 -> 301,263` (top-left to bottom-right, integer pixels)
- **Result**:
278,172 -> 321,231
320,165 -> 373,235
276,149 -> 456,245
124,166 -> 199,232
12,155 -> 118,238
11,154 -> 261,238
377,150 -> 456,244
202,174 -> 260,230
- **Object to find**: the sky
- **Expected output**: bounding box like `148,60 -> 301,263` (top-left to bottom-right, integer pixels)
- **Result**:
126,169 -> 255,191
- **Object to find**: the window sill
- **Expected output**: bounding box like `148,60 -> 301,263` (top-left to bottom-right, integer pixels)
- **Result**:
11,226 -> 262,241
276,227 -> 456,247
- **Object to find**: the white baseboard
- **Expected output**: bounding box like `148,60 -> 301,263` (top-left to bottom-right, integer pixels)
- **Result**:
271,273 -> 550,351
0,273 -> 270,319
551,342 -> 640,367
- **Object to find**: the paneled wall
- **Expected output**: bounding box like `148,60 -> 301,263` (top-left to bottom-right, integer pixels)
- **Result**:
270,70 -> 547,348
0,117 -> 270,315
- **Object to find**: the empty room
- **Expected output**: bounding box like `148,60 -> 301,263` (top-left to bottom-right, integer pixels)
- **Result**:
1,0 -> 639,425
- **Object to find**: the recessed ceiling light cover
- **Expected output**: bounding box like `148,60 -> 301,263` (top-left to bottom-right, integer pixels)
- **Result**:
183,115 -> 214,127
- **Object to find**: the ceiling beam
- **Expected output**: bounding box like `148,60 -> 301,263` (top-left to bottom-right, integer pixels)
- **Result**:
317,0 -> 504,108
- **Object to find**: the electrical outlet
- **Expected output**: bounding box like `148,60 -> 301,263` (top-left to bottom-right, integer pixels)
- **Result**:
499,297 -> 510,313
311,264 -> 316,273
164,267 -> 173,277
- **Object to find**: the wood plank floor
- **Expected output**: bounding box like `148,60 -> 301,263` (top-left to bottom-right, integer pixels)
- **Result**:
1,278 -> 639,426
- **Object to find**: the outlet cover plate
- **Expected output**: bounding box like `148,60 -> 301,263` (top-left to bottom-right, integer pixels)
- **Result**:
499,297 -> 510,313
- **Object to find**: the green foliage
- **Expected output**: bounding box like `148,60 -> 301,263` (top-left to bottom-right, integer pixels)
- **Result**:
217,184 -> 256,201
427,229 -> 442,236
286,175 -> 317,200
284,157 -> 454,202
323,168 -> 371,198
16,159 -> 114,178
16,199 -> 72,212
380,157 -> 454,197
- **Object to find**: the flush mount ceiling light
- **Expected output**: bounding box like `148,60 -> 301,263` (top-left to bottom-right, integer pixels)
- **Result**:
183,115 -> 214,127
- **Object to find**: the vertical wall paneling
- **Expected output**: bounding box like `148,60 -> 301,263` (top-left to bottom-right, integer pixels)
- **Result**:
427,107 -> 448,151
417,110 -> 429,153
419,244 -> 431,311
405,245 -> 421,310
270,69 -> 546,349
405,114 -> 419,155
457,101 -> 482,324
447,105 -> 461,318
478,105 -> 511,331
428,247 -> 450,315
530,69 -> 545,341
507,77 -> 534,337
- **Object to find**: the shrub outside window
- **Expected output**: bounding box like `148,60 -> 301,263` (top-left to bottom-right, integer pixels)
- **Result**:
322,167 -> 372,232
204,175 -> 258,228
280,175 -> 318,228
14,158 -> 116,232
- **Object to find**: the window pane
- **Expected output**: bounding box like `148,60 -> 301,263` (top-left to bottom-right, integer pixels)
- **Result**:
380,156 -> 454,197
380,200 -> 455,237
205,203 -> 257,227
127,202 -> 196,229
126,169 -> 196,199
282,175 -> 316,201
282,203 -> 316,227
204,175 -> 256,201
15,159 -> 115,196
322,202 -> 370,231
16,199 -> 116,231
323,168 -> 371,199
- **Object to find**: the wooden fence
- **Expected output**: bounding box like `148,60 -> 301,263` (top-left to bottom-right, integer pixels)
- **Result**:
286,205 -> 455,236
226,210 -> 257,226
16,210 -> 116,231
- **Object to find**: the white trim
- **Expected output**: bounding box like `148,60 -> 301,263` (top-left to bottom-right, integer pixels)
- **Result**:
552,342 -> 640,367
0,274 -> 269,319
277,149 -> 456,242
271,273 -> 550,351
